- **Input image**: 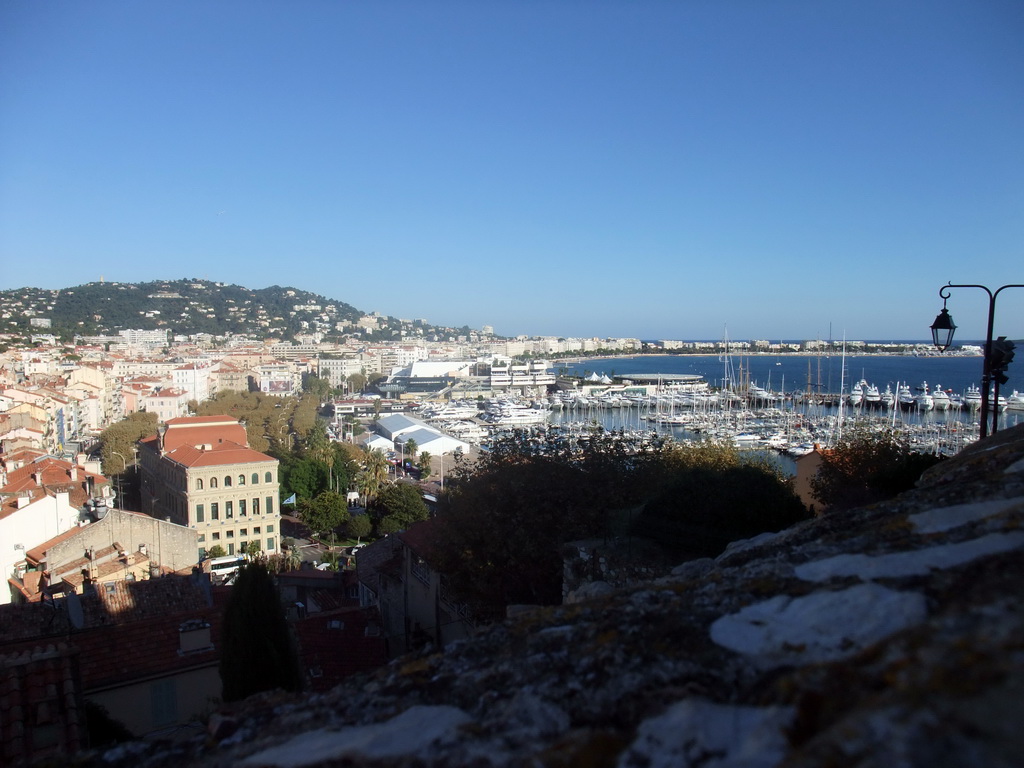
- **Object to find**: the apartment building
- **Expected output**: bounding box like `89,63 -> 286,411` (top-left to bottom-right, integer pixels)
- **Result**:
138,416 -> 281,560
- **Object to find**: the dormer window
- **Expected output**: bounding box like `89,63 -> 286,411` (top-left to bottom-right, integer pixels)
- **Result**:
224,476 -> 232,488
196,478 -> 204,490
238,474 -> 245,486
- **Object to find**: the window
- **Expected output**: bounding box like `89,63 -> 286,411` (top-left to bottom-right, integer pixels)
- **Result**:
252,473 -> 259,484
228,543 -> 235,555
150,679 -> 178,727
253,526 -> 261,535
224,476 -> 232,488
240,528 -> 248,537
211,502 -> 219,520
211,477 -> 218,489
196,504 -> 205,523
266,496 -> 274,515
226,501 -> 233,518
266,538 -> 275,551
198,534 -> 206,542
226,530 -> 234,539
266,524 -> 274,533
238,474 -> 246,486
239,499 -> 246,516
196,478 -> 204,490
239,540 -> 247,552
199,547 -> 207,559
253,498 -> 260,515
212,532 -> 220,541
265,472 -> 273,483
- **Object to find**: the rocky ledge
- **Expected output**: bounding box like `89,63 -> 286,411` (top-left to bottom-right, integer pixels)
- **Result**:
94,425 -> 1024,768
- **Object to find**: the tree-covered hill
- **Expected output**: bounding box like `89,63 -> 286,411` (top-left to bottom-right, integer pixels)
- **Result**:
0,278 -> 365,340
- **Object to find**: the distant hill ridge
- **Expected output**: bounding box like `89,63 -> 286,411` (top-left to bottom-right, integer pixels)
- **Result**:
0,278 -> 377,340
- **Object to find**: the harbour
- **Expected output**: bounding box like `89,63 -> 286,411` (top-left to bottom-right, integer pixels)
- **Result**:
416,354 -> 1024,463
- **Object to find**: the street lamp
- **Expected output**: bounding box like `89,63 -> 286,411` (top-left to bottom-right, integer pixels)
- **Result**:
932,282 -> 1024,438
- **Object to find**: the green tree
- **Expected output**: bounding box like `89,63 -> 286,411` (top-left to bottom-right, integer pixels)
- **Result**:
219,563 -> 303,702
281,457 -> 328,500
98,412 -> 158,476
346,513 -> 372,542
417,451 -> 432,479
404,438 -> 418,464
810,427 -> 944,514
303,372 -> 331,401
356,448 -> 389,505
371,483 -> 429,534
298,490 -> 350,538
244,540 -> 262,557
346,372 -> 367,393
637,462 -> 808,560
207,544 -> 227,559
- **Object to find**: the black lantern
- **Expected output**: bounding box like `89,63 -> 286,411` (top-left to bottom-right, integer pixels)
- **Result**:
930,303 -> 956,352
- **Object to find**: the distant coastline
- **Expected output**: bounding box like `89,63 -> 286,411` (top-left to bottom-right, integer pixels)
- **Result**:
554,351 -> 983,365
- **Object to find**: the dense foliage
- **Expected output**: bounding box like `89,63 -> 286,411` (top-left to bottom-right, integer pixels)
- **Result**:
298,490 -> 350,537
219,562 -> 303,702
433,429 -> 808,614
638,450 -> 806,561
98,411 -> 159,475
370,482 -> 430,535
810,427 -> 944,514
433,428 -> 668,611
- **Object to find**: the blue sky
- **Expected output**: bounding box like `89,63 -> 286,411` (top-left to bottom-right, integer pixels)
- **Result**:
1,1 -> 1022,341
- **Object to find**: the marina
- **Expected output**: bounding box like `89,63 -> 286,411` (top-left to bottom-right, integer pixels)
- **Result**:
415,354 -> 1023,462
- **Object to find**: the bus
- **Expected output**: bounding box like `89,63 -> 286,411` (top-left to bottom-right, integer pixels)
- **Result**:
208,555 -> 246,582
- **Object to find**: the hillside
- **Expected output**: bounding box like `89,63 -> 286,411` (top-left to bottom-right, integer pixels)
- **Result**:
0,279 -> 375,340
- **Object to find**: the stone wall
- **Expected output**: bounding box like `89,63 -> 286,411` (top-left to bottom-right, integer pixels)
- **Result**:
46,509 -> 198,576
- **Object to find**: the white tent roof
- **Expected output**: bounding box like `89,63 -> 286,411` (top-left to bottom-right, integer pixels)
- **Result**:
397,428 -> 470,456
364,434 -> 394,453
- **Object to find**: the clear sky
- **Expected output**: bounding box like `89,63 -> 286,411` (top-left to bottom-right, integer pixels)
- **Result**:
1,1 -> 1022,342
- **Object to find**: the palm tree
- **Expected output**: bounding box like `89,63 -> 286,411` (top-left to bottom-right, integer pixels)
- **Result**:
404,438 -> 418,464
356,448 -> 389,506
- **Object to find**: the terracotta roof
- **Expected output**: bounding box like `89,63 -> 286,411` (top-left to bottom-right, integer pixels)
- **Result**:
165,440 -> 275,468
161,417 -> 248,452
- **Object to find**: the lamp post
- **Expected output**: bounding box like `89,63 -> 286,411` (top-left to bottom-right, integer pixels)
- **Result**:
932,282 -> 1024,438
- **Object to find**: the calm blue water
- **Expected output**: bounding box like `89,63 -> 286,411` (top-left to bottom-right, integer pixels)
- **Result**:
558,354 -> 1021,400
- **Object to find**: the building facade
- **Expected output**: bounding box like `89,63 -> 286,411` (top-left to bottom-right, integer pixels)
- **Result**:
138,416 -> 281,560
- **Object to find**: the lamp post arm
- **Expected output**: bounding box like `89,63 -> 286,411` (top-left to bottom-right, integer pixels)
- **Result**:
938,282 -> 1024,438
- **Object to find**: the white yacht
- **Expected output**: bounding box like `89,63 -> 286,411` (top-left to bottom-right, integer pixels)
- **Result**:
863,382 -> 881,406
880,385 -> 896,409
914,382 -> 934,412
963,384 -> 982,411
847,379 -> 865,407
898,384 -> 916,410
1007,391 -> 1024,411
930,385 -> 951,412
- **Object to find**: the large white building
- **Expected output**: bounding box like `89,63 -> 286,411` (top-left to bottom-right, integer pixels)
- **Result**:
138,416 -> 281,560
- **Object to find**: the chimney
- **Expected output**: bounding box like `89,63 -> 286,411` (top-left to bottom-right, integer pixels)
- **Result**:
31,472 -> 42,486
17,494 -> 31,509
68,465 -> 79,482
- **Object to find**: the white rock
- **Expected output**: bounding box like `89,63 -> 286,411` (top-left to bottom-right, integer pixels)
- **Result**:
794,532 -> 1024,582
909,498 -> 1022,534
709,583 -> 926,667
618,698 -> 793,768
240,705 -> 472,766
